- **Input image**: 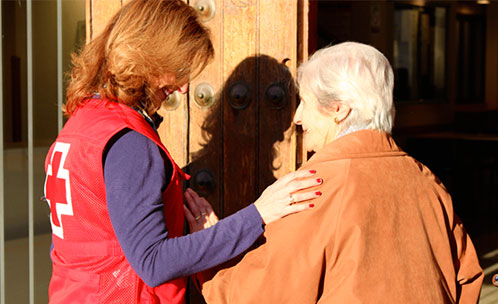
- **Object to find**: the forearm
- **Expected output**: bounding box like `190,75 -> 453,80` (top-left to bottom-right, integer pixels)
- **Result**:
131,204 -> 263,286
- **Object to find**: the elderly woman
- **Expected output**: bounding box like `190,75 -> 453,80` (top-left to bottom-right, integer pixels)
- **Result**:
199,42 -> 484,303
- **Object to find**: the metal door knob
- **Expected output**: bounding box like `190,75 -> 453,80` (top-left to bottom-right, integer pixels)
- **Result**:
193,0 -> 216,22
161,91 -> 181,111
228,81 -> 251,110
265,83 -> 288,109
194,83 -> 215,108
192,169 -> 216,195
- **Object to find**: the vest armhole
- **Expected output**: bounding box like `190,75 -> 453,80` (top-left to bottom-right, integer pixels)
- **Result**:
102,128 -> 132,167
158,148 -> 173,190
102,128 -> 173,189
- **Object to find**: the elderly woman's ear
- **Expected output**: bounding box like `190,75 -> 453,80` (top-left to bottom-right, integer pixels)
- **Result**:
325,102 -> 351,124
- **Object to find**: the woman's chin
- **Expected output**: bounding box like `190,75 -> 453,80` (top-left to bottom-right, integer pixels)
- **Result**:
303,143 -> 318,153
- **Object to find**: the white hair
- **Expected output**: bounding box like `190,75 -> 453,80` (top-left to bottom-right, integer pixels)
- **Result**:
297,42 -> 395,134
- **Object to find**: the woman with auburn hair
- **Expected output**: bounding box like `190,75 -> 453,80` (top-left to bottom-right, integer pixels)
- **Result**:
43,1 -> 321,303
199,42 -> 483,303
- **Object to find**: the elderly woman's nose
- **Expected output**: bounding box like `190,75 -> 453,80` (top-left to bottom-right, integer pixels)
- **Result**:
293,114 -> 302,125
294,104 -> 303,125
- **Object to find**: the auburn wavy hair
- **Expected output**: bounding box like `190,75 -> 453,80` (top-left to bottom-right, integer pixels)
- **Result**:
64,0 -> 214,116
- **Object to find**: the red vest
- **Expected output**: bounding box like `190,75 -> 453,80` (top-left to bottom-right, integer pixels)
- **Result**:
44,98 -> 187,303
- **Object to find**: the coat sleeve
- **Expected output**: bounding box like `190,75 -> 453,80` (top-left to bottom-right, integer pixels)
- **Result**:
198,266 -> 232,303
198,243 -> 272,304
452,216 -> 483,303
198,216 -> 326,304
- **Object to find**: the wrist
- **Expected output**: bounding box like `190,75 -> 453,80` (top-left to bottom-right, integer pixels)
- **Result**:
251,203 -> 266,225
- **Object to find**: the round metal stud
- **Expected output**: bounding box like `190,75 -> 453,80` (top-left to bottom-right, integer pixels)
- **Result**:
228,81 -> 251,110
161,91 -> 181,111
193,0 -> 216,22
192,169 -> 216,195
194,83 -> 216,108
265,83 -> 289,110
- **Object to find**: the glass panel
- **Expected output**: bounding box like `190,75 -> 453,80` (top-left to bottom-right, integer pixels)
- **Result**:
32,1 -> 58,302
0,0 -> 4,301
456,13 -> 486,104
1,0 -> 85,302
2,0 -> 29,302
393,4 -> 447,103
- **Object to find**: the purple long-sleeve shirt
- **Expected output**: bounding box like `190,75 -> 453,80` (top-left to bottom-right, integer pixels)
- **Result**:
103,129 -> 264,287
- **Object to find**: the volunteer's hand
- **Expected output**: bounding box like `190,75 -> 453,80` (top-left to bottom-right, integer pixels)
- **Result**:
254,170 -> 322,225
184,188 -> 219,233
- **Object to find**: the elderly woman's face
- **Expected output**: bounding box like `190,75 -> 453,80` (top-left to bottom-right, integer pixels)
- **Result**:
294,87 -> 338,152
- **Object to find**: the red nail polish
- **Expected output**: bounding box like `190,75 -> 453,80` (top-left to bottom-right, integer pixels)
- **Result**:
315,191 -> 322,195
316,178 -> 322,183
309,204 -> 315,208
309,170 -> 316,174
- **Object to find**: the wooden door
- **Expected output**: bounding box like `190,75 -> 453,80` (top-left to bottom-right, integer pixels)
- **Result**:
87,0 -> 308,302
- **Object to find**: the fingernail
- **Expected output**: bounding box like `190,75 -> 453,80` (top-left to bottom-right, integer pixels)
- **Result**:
316,178 -> 323,184
315,191 -> 322,196
309,170 -> 316,174
309,204 -> 315,208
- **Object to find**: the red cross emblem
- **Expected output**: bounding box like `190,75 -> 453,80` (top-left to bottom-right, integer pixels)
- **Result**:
44,142 -> 73,239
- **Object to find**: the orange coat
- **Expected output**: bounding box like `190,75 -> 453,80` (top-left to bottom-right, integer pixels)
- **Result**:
201,130 -> 483,303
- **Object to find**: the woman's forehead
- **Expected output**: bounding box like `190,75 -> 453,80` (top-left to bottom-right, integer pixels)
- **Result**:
298,86 -> 315,101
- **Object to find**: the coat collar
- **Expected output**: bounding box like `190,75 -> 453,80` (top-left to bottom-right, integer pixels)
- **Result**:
305,129 -> 407,166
